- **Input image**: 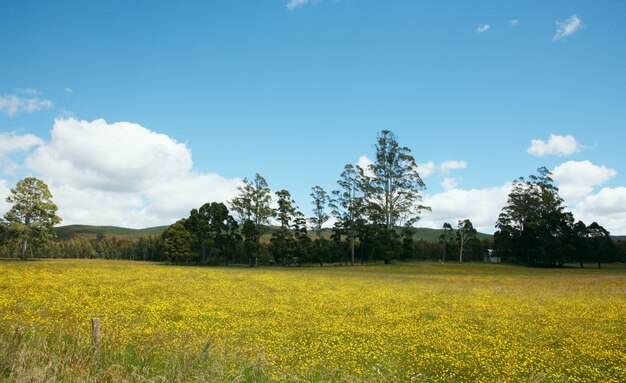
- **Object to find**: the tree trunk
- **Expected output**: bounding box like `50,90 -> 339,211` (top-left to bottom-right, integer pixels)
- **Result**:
349,231 -> 355,266
20,239 -> 28,261
459,235 -> 464,263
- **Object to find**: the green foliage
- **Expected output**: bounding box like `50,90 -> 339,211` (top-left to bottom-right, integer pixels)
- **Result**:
365,130 -> 429,229
309,185 -> 330,238
457,219 -> 478,263
230,173 -> 273,229
494,167 -> 618,267
54,225 -> 167,239
162,220 -> 194,264
3,177 -> 62,260
331,164 -> 366,265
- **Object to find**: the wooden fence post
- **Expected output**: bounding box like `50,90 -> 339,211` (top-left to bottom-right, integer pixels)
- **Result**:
91,317 -> 101,348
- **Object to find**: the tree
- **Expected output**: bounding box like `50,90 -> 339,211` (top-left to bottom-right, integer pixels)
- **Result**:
365,130 -> 428,230
309,185 -> 330,238
162,220 -> 194,264
439,222 -> 454,262
495,167 -> 572,267
230,173 -> 273,264
3,177 -> 62,260
457,219 -> 477,263
586,222 -> 613,269
572,221 -> 589,268
230,173 -> 273,230
331,164 -> 366,266
270,189 -> 298,265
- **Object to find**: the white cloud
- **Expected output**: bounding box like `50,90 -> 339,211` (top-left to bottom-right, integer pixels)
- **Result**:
476,24 -> 490,34
440,177 -> 459,191
439,160 -> 468,175
510,19 -> 519,27
552,160 -> 617,202
0,132 -> 45,174
357,155 -> 374,177
418,161 -> 437,178
418,160 -> 467,179
0,91 -> 53,116
572,187 -> 626,235
286,0 -> 318,11
64,87 -> 73,94
420,183 -> 512,234
527,134 -> 582,157
0,132 -> 44,156
0,179 -> 11,215
24,118 -> 241,228
553,14 -> 583,42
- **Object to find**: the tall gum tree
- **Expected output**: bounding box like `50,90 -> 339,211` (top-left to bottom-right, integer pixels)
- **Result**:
3,177 -> 62,260
366,130 -> 429,230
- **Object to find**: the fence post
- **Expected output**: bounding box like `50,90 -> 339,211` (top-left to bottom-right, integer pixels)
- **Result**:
91,317 -> 101,348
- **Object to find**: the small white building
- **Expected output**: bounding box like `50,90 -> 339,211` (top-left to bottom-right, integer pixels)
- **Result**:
484,249 -> 501,263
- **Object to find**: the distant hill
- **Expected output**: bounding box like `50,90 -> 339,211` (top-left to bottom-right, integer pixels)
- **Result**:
55,225 -> 167,239
613,236 -> 626,241
274,226 -> 493,243
54,224 -> 493,243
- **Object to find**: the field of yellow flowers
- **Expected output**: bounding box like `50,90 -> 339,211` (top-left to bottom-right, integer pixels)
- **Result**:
1,259 -> 624,382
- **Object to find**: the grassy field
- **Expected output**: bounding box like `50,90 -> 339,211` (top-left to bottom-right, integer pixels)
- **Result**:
0,260 -> 624,382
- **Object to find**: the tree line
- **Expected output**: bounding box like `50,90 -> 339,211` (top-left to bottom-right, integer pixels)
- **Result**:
493,167 -> 621,268
1,131 -> 625,267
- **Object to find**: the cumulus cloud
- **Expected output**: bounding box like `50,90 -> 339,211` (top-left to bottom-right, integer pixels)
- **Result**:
527,134 -> 582,157
0,132 -> 44,174
0,179 -> 11,214
0,90 -> 53,116
418,160 -> 467,178
476,24 -> 491,34
440,177 -> 459,191
418,161 -> 437,178
439,160 -> 468,175
24,118 -> 241,228
419,183 -> 512,234
552,160 -> 617,202
553,14 -> 583,42
572,187 -> 626,235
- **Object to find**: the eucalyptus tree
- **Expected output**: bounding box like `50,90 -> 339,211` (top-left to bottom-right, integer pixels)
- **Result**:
331,164 -> 366,266
495,167 -> 573,266
230,173 -> 273,230
3,177 -> 62,260
457,219 -> 477,263
270,189 -> 298,265
439,222 -> 455,263
364,130 -> 428,230
309,185 -> 330,238
162,219 -> 194,264
586,222 -> 613,269
230,173 -> 273,264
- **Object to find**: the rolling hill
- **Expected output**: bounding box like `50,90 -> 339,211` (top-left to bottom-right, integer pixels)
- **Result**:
54,224 -> 493,243
54,225 -> 168,239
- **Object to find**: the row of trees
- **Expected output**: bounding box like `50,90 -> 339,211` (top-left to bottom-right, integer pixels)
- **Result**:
160,131 -> 435,265
493,167 -> 619,267
1,133 -> 624,267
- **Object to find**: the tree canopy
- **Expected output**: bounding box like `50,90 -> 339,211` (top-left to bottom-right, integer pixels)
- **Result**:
3,177 -> 62,260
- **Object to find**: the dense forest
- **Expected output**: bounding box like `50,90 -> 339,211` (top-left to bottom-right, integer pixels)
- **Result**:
1,131 -> 624,267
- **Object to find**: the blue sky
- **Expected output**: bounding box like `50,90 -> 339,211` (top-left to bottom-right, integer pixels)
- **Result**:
1,1 -> 625,234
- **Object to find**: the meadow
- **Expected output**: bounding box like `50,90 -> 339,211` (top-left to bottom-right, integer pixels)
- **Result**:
0,260 -> 624,382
